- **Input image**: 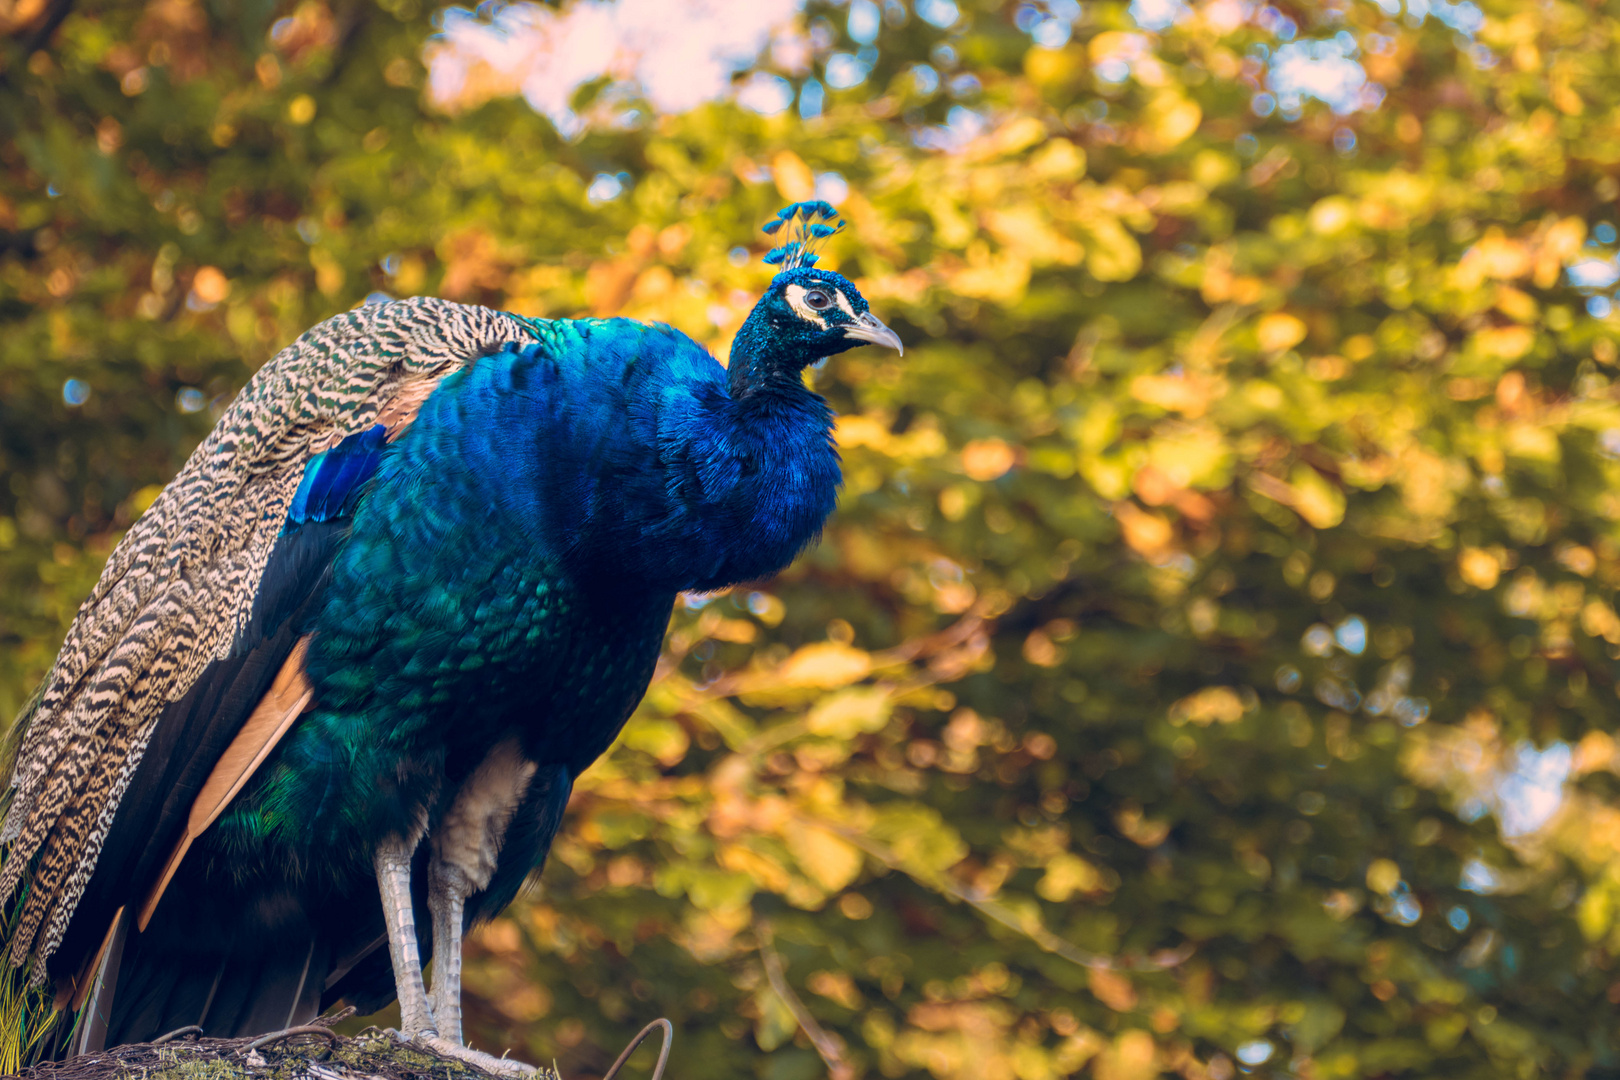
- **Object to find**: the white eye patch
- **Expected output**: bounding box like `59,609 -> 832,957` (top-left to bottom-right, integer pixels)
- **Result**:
834,290 -> 856,318
784,283 -> 829,328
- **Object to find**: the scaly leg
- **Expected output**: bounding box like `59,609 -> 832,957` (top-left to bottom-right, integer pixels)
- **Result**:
421,855 -> 535,1077
427,859 -> 469,1045
373,836 -> 437,1041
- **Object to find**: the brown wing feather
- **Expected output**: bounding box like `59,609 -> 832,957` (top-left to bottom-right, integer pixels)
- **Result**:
0,297 -> 541,978
136,635 -> 314,932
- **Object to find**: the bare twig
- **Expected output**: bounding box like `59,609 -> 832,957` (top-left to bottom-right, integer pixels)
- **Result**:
755,922 -> 854,1080
601,1019 -> 672,1080
817,819 -> 1192,974
22,0 -> 74,54
691,603 -> 992,703
243,1025 -> 339,1056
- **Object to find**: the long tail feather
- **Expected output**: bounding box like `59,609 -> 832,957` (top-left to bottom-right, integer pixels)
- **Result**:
0,878 -> 65,1071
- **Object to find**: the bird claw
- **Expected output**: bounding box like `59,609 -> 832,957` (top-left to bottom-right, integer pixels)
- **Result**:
383,1025 -> 439,1045
417,1034 -> 538,1078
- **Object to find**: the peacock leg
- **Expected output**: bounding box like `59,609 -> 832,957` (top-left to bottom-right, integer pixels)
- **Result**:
373,836 -> 437,1041
421,861 -> 534,1080
426,858 -> 470,1045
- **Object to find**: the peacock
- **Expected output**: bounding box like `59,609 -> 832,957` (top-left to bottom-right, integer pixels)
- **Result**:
0,201 -> 900,1072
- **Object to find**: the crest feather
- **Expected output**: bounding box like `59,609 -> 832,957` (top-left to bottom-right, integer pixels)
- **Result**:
762,201 -> 845,271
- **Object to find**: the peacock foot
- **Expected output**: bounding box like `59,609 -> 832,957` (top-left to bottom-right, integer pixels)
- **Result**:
418,1034 -> 538,1078
384,1025 -> 438,1043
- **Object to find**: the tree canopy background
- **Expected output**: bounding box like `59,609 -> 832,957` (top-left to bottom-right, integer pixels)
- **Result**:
5,0 -> 1620,1077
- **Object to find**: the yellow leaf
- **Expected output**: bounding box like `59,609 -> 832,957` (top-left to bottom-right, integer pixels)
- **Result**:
1574,731 -> 1615,774
1141,92 -> 1201,151
871,804 -> 968,875
1504,422 -> 1559,463
130,484 -> 164,517
806,686 -> 892,738
1289,464 -> 1345,529
951,245 -> 1031,301
1031,138 -> 1086,180
1169,687 -> 1246,726
1114,502 -> 1173,559
1551,60 -> 1583,115
807,970 -> 862,1009
1397,445 -> 1465,518
1462,229 -> 1531,282
1096,1030 -> 1156,1080
784,820 -> 863,891
754,986 -> 798,1051
1308,196 -> 1355,235
1088,968 -> 1138,1012
1366,858 -> 1401,895
1473,325 -> 1535,361
1116,806 -> 1170,847
191,266 -> 230,304
748,592 -> 785,627
686,868 -> 755,911
1081,216 -> 1141,282
311,251 -> 344,297
835,414 -> 891,451
1582,600 -> 1620,644
1495,285 -> 1537,323
1147,425 -> 1231,490
1023,628 -> 1063,666
1037,853 -> 1103,901
707,616 -> 757,643
985,206 -> 1082,265
620,717 -> 689,766
961,438 -> 1017,480
985,116 -> 1047,158
1257,312 -> 1308,352
775,641 -> 872,688
1130,371 -> 1225,418
1578,883 -> 1612,942
1191,149 -> 1239,188
772,150 -> 815,203
1024,44 -> 1084,88
718,844 -> 794,893
1172,693 -> 1244,725
1538,216 -> 1586,273
1458,548 -> 1501,590
1088,31 -> 1145,65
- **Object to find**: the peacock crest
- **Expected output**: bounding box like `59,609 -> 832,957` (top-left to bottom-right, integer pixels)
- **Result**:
762,200 -> 845,271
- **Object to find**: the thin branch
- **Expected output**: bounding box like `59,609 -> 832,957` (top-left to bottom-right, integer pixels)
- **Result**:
690,602 -> 992,703
22,0 -> 74,54
819,819 -> 1192,974
755,921 -> 854,1080
0,0 -> 74,93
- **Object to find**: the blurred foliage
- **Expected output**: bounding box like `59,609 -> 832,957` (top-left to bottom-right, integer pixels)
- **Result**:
10,0 -> 1620,1077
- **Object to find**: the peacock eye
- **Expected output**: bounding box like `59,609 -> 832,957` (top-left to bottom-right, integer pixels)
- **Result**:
805,290 -> 833,310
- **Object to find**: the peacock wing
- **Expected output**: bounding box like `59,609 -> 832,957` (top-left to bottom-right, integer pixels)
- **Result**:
0,297 -> 542,981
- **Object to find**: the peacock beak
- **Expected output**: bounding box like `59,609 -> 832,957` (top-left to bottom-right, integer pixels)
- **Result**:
843,312 -> 904,356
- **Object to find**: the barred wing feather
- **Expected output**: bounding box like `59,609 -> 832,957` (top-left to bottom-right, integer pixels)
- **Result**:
0,297 -> 538,978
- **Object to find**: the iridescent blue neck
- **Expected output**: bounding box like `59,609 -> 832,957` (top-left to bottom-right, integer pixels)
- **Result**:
393,322 -> 840,596
728,304 -> 804,400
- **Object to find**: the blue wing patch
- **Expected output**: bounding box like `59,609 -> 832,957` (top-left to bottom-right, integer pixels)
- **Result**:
285,424 -> 388,530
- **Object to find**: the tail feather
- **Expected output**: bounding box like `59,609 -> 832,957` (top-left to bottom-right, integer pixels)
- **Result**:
0,879 -> 67,1070
101,876 -> 335,1046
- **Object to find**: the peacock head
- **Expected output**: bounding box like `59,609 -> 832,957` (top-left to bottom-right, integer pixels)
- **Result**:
732,202 -> 902,386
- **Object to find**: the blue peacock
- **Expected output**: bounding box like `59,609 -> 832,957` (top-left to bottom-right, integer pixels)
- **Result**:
0,201 -> 900,1070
